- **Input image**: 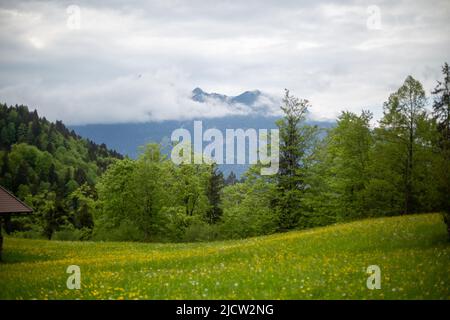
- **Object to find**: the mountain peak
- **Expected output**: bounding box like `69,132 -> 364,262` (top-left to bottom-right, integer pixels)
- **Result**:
192,87 -> 204,95
191,88 -> 262,106
231,90 -> 261,105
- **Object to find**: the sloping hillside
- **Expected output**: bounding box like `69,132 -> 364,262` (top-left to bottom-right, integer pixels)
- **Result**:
0,103 -> 123,238
0,213 -> 448,299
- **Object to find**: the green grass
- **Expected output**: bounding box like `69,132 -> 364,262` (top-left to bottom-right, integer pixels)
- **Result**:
0,213 -> 449,299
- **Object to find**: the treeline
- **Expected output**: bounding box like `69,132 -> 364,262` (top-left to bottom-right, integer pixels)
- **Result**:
218,66 -> 449,239
2,63 -> 450,242
93,65 -> 449,242
0,104 -> 122,239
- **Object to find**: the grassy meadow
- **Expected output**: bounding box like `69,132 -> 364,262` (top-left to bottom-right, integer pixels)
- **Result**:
0,213 -> 449,300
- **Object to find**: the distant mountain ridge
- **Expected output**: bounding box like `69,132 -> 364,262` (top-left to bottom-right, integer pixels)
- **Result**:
192,87 -> 262,106
191,87 -> 279,117
69,87 -> 335,177
70,116 -> 335,177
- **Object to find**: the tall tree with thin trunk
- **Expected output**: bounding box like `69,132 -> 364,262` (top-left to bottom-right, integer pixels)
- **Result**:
432,63 -> 450,151
276,89 -> 317,229
431,62 -> 450,237
206,163 -> 224,224
379,76 -> 427,215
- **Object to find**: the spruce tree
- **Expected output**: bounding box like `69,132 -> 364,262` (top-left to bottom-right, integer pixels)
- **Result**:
432,62 -> 450,236
276,89 -> 317,229
206,163 -> 224,224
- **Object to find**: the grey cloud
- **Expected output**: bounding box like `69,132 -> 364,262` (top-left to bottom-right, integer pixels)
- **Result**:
0,0 -> 449,124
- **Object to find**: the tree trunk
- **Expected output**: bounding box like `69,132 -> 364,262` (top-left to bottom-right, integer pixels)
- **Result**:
405,129 -> 413,215
405,99 -> 414,215
0,218 -> 3,262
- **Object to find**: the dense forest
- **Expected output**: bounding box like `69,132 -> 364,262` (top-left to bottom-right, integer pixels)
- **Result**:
1,63 -> 449,242
0,104 -> 122,239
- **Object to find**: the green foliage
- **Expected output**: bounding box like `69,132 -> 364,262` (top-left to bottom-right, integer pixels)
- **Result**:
297,73 -> 447,227
432,63 -> 450,216
68,184 -> 97,230
2,66 -> 450,243
0,104 -> 122,239
183,218 -> 218,242
11,225 -> 45,240
93,220 -> 144,242
275,89 -> 318,230
205,163 -> 224,224
95,144 -> 215,242
377,76 -> 428,214
52,225 -> 91,241
305,111 -> 373,222
220,166 -> 278,239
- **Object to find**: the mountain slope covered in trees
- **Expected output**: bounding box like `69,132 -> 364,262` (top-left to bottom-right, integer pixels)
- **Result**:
0,104 -> 122,239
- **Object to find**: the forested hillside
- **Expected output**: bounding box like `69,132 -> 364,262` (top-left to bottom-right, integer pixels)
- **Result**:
0,104 -> 122,239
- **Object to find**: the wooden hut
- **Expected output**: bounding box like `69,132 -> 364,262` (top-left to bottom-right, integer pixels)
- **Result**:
0,185 -> 33,261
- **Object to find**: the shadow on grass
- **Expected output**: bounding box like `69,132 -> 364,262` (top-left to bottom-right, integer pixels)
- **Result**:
1,250 -> 52,264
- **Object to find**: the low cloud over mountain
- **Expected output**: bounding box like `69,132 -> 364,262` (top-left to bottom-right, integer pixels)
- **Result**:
0,0 -> 448,124
191,87 -> 280,116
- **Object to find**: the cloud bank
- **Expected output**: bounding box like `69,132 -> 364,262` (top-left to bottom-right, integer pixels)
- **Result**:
0,0 -> 449,124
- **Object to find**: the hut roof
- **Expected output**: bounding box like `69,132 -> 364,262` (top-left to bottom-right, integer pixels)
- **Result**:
0,185 -> 33,214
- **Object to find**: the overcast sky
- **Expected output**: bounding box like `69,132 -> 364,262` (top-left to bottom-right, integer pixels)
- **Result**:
0,0 -> 449,124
